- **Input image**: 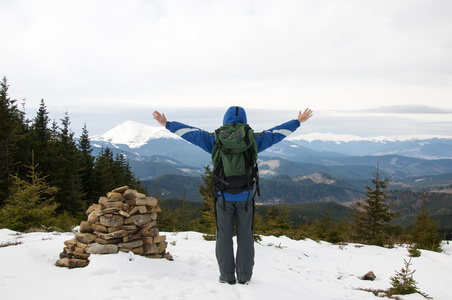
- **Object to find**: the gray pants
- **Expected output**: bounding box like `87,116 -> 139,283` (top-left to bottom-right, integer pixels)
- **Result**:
215,199 -> 255,282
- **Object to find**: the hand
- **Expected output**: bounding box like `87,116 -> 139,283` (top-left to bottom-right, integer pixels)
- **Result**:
298,108 -> 313,124
153,111 -> 167,126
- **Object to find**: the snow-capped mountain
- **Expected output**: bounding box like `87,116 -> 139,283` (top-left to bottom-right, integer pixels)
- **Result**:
90,121 -> 181,149
288,132 -> 452,159
288,132 -> 452,143
88,121 -> 452,180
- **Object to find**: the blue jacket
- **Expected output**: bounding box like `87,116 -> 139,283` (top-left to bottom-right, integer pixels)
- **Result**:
165,106 -> 301,201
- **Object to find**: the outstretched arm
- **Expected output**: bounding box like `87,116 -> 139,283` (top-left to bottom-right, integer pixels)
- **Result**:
152,110 -> 215,153
255,108 -> 313,152
153,111 -> 167,126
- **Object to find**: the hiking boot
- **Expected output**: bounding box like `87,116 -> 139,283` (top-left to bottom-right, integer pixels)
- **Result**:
238,280 -> 250,285
219,276 -> 236,285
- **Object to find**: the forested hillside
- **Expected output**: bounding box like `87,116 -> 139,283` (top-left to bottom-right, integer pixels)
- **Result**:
0,78 -> 145,230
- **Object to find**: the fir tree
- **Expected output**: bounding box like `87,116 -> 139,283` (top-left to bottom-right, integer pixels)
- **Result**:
259,205 -> 291,237
114,152 -> 144,192
199,165 -> 216,239
389,258 -> 431,299
31,99 -> 51,147
0,77 -> 25,205
77,123 -> 95,206
0,155 -> 59,232
409,191 -> 442,252
351,165 -> 399,246
93,147 -> 116,195
54,112 -> 84,215
28,99 -> 52,175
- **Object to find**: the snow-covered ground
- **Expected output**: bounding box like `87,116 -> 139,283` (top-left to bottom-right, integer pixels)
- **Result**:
1,229 -> 451,300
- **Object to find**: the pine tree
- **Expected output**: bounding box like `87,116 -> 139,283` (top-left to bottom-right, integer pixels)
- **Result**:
199,165 -> 216,239
409,191 -> 442,252
0,154 -> 59,232
53,112 -> 84,215
114,152 -> 144,192
28,99 -> 53,174
77,123 -> 95,206
0,77 -> 28,205
389,258 -> 431,299
351,165 -> 399,246
93,147 -> 116,195
260,204 -> 291,237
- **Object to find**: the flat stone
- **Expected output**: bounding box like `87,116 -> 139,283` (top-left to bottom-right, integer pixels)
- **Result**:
118,239 -> 144,249
149,227 -> 159,237
141,237 -> 154,245
121,203 -> 130,211
98,197 -> 108,208
79,221 -> 93,233
112,186 -> 129,194
124,214 -> 152,227
85,243 -> 118,254
56,258 -> 89,268
87,211 -> 100,223
106,201 -> 123,208
107,192 -> 122,201
94,237 -> 123,245
124,189 -> 139,200
129,206 -> 143,215
136,197 -> 158,207
157,241 -> 168,253
95,230 -> 130,240
86,204 -> 102,215
123,233 -> 142,242
154,235 -> 166,244
100,215 -> 124,227
72,252 -> 91,259
76,242 -> 88,251
139,223 -> 157,236
148,205 -> 162,213
118,210 -> 131,218
99,207 -> 121,216
76,233 -> 97,244
64,238 -> 78,248
144,243 -> 159,255
92,223 -> 108,233
107,225 -> 137,233
132,246 -> 144,255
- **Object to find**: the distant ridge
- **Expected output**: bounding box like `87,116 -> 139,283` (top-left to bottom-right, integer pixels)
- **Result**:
289,132 -> 452,143
89,121 -> 452,162
90,121 -> 181,148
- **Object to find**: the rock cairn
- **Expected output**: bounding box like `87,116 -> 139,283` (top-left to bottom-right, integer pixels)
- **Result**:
56,186 -> 171,268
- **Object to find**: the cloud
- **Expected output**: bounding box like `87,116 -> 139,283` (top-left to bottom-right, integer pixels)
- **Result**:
358,105 -> 452,114
2,0 -> 452,137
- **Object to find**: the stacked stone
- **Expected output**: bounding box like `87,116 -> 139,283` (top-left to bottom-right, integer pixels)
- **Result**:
56,186 -> 171,268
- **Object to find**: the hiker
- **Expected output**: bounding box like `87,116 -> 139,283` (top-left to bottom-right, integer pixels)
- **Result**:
153,107 -> 313,285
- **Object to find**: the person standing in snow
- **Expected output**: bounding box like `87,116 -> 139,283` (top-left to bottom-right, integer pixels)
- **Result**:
153,107 -> 313,285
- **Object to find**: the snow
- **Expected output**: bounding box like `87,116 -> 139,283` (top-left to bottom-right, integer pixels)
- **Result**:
1,229 -> 452,300
90,121 -> 181,148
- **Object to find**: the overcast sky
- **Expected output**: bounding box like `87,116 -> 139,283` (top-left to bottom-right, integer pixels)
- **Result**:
1,0 -> 452,138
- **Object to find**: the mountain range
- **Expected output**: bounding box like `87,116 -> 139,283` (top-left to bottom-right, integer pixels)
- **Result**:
89,121 -> 452,203
90,121 -> 452,172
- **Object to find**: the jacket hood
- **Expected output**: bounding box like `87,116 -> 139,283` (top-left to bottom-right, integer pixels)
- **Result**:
223,106 -> 247,124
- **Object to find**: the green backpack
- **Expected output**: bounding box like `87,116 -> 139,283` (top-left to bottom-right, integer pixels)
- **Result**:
211,123 -> 260,202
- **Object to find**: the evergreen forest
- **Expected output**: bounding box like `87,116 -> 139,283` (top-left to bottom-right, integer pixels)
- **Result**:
0,77 -> 144,231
